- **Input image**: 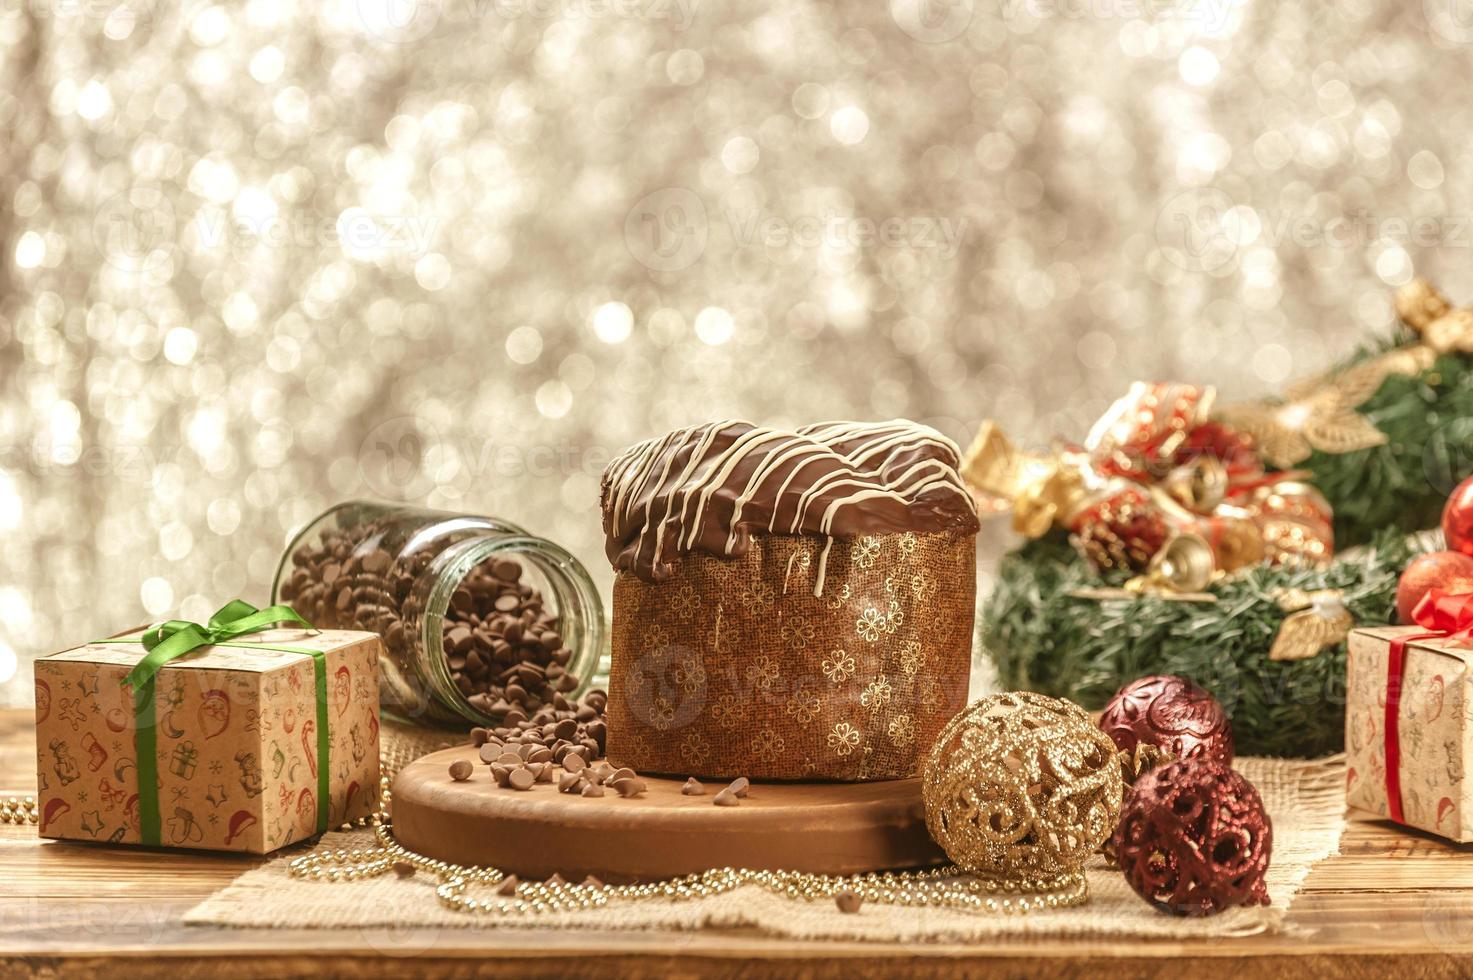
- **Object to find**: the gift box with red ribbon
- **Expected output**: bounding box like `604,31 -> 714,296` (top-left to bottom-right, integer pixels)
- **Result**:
33,601 -> 382,854
1345,590 -> 1473,842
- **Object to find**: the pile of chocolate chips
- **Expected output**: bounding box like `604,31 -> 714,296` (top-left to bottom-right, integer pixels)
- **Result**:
279,519 -> 581,720
471,688 -> 608,768
466,689 -> 639,795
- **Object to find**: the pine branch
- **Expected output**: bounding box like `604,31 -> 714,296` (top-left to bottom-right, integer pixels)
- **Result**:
981,530 -> 1412,757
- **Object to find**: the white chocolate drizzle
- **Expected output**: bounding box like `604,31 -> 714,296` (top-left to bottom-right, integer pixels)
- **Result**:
600,419 -> 978,594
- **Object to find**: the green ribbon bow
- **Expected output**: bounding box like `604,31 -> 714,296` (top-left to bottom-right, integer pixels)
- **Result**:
102,600 -> 328,847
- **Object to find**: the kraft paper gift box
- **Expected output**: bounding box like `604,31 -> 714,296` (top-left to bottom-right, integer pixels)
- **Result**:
1345,624 -> 1472,842
34,619 -> 382,854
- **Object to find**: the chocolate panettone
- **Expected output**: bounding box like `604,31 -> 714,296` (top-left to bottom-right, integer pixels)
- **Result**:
600,420 -> 980,781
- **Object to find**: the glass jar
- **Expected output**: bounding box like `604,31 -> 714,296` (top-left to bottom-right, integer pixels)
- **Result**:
272,501 -> 604,728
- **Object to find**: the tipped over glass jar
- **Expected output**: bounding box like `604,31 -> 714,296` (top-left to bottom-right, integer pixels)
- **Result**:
272,501 -> 605,728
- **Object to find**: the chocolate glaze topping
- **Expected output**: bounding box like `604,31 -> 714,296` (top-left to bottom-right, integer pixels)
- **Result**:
600,420 -> 979,592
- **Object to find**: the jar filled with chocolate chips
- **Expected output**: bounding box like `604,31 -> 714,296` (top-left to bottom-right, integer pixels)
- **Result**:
272,501 -> 605,728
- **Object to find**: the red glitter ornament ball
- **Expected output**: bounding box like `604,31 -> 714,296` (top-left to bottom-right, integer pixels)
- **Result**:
1097,674 -> 1234,766
1443,476 -> 1473,557
1112,758 -> 1272,917
1394,550 -> 1473,623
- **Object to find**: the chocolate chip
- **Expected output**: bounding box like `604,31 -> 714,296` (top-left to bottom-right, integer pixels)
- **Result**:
561,753 -> 586,774
558,772 -> 583,793
581,875 -> 603,888
681,777 -> 705,796
835,890 -> 863,914
712,788 -> 740,807
494,751 -> 523,766
468,727 -> 489,747
392,860 -> 416,878
610,778 -> 646,798
581,782 -> 605,798
727,776 -> 750,798
492,559 -> 522,582
508,768 -> 535,790
496,875 -> 519,896
449,759 -> 474,781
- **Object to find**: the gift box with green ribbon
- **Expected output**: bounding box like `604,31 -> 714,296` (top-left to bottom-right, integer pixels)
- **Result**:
33,601 -> 382,854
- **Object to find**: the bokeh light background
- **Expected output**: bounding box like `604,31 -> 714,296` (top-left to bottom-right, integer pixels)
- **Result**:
2,0 -> 1471,705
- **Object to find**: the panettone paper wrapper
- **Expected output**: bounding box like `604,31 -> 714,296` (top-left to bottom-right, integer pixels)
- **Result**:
607,530 -> 976,781
34,627 -> 382,854
1345,625 -> 1471,842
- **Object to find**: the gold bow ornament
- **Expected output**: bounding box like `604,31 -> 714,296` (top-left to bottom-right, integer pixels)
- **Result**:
1218,278 -> 1471,469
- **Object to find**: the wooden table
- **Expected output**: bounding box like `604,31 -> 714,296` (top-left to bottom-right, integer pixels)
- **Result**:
2,709 -> 1471,979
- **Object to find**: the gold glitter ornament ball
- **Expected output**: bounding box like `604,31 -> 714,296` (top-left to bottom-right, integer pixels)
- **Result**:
922,693 -> 1124,880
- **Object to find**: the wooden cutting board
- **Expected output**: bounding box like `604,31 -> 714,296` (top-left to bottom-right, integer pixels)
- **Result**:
390,746 -> 944,881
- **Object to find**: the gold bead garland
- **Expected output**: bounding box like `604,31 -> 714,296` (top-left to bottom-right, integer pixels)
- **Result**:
288,810 -> 1090,916
286,766 -> 1090,916
1,796 -> 38,825
923,693 -> 1124,882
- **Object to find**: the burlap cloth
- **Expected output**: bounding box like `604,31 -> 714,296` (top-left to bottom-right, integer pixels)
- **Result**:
185,734 -> 1348,942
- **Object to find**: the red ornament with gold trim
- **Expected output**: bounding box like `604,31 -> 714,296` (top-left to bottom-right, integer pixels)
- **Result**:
1394,550 -> 1473,623
1097,674 -> 1235,766
1440,474 -> 1473,557
1113,757 -> 1272,917
1067,483 -> 1172,574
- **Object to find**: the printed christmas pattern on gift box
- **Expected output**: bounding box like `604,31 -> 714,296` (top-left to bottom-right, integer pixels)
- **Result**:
1346,614 -> 1472,843
34,608 -> 382,854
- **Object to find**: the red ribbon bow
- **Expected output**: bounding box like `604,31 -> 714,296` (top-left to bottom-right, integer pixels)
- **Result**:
1384,589 -> 1473,823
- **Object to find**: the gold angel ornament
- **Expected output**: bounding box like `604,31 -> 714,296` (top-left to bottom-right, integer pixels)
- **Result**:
1268,588 -> 1353,662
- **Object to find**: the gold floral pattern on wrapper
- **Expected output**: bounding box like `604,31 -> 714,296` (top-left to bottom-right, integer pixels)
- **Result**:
606,530 -> 975,781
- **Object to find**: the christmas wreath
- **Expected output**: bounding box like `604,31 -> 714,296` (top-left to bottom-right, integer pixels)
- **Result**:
972,279 -> 1473,757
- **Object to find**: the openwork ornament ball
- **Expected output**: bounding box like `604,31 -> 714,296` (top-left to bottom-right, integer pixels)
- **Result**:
1097,674 -> 1235,766
922,692 -> 1124,880
1112,758 -> 1272,917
